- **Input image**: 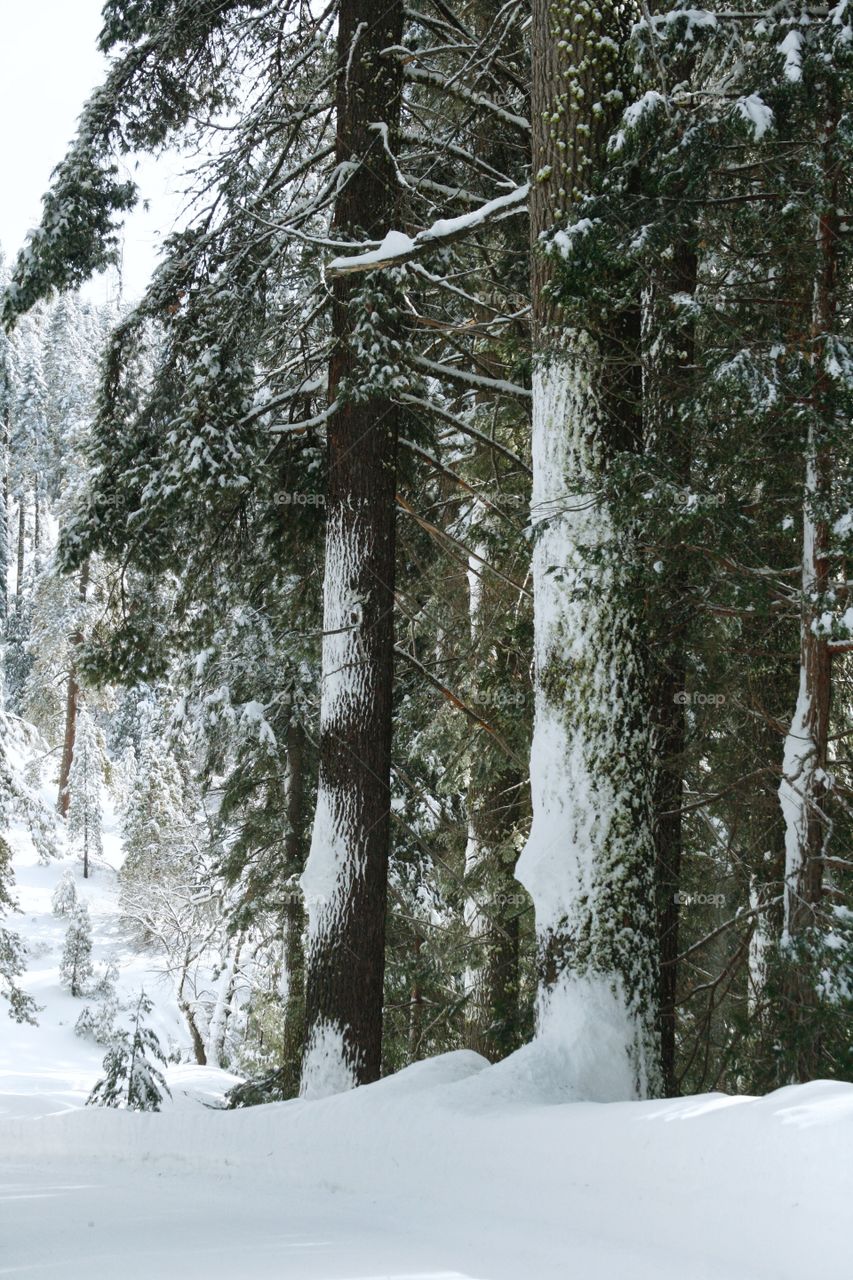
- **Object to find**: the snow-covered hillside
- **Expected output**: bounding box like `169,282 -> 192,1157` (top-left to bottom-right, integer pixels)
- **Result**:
1,725 -> 240,1119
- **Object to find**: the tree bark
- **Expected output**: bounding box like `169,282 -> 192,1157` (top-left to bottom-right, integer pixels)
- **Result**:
516,0 -> 661,1098
645,240 -> 697,1096
299,0 -> 404,1096
280,717 -> 306,1097
464,772 -> 524,1061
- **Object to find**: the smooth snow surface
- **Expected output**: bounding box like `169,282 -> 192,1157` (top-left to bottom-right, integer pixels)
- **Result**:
1,1056 -> 851,1279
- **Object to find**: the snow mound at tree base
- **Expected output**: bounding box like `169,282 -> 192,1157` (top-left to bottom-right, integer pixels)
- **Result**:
1,1052 -> 851,1279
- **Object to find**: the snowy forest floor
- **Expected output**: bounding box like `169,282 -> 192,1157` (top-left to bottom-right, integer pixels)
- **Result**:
2,768 -> 851,1277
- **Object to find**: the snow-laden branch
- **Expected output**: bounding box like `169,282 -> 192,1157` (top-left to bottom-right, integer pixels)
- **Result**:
411,354 -> 531,401
403,64 -> 530,133
327,182 -> 529,276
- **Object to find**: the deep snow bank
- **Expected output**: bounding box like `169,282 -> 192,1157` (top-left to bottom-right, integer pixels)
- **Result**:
1,1051 -> 851,1280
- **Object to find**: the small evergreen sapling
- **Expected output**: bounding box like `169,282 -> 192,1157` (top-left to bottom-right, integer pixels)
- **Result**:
75,958 -> 120,1043
59,901 -> 93,996
88,992 -> 171,1111
51,868 -> 77,916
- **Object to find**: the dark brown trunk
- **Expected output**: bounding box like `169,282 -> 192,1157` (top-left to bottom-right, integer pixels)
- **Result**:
280,718 -> 306,1096
301,0 -> 404,1088
646,241 -> 697,1096
464,772 -> 524,1061
180,983 -> 208,1066
409,932 -> 423,1059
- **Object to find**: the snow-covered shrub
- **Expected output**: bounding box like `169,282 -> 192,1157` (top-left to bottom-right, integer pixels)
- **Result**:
51,869 -> 77,916
75,959 -> 120,1043
88,992 -> 171,1111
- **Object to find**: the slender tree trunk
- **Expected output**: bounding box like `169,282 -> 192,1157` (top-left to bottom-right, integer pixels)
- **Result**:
0,399 -> 9,629
465,774 -> 524,1061
57,562 -> 89,817
33,489 -> 41,570
15,497 -> 25,603
280,717 -> 306,1097
207,935 -> 243,1069
82,804 -> 89,879
299,0 -> 404,1096
179,957 -> 207,1066
409,931 -> 424,1059
645,240 -> 697,1096
515,0 -> 661,1099
777,84 -> 838,1080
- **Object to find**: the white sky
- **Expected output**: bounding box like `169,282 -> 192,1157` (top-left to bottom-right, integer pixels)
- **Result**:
0,0 -> 182,302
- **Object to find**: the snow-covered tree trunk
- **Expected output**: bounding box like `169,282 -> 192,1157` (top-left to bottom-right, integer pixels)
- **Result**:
178,958 -> 207,1067
778,89 -> 839,945
463,539 -> 523,1061
780,432 -> 832,941
462,541 -> 490,1050
299,0 -> 404,1097
206,935 -> 243,1070
515,0 -> 661,1099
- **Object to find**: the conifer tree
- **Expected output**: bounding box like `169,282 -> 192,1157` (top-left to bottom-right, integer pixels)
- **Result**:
76,958 -> 120,1044
59,901 -> 94,997
51,868 -> 77,917
88,992 -> 171,1111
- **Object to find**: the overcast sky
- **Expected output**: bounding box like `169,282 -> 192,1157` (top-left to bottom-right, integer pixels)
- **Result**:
0,0 -> 180,301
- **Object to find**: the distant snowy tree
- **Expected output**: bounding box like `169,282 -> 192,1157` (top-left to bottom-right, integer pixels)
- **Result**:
0,682 -> 38,1023
120,728 -> 189,889
0,834 -> 38,1024
59,901 -> 94,996
88,992 -> 171,1111
66,706 -> 104,877
51,868 -> 78,916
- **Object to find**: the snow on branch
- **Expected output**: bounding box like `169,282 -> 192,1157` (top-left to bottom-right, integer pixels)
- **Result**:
402,64 -> 530,133
411,354 -> 531,401
327,183 -> 529,276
